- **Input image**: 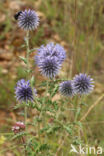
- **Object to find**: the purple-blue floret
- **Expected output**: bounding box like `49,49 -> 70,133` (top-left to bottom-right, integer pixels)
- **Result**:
59,80 -> 75,97
38,57 -> 62,78
73,73 -> 94,95
18,9 -> 39,30
15,79 -> 36,102
35,42 -> 66,78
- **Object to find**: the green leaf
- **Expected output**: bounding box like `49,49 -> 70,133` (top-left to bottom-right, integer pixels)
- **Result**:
76,121 -> 83,128
13,103 -> 25,109
39,144 -> 50,151
25,69 -> 32,74
46,126 -> 60,134
19,56 -> 27,64
51,84 -> 59,97
40,126 -> 50,133
30,76 -> 35,86
11,132 -> 26,140
80,102 -> 87,106
64,126 -> 72,135
53,101 -> 58,111
29,48 -> 38,54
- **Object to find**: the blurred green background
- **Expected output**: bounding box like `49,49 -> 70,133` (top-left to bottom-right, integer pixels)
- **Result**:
0,0 -> 104,155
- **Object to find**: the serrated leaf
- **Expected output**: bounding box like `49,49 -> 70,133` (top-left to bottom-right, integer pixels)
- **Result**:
51,85 -> 59,97
11,132 -> 26,140
19,56 -> 27,64
29,48 -> 38,54
64,126 -> 72,135
76,121 -> 83,128
40,126 -> 50,133
46,126 -> 60,134
13,103 -> 25,109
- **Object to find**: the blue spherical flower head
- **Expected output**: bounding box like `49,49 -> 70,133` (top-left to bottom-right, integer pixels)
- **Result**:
38,57 -> 62,79
35,42 -> 66,78
15,79 -> 37,102
59,81 -> 75,97
35,42 -> 66,64
18,9 -> 39,30
73,73 -> 94,95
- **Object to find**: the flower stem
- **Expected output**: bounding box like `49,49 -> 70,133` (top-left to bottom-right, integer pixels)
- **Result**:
25,103 -> 27,131
26,31 -> 30,78
74,96 -> 81,122
24,31 -> 30,154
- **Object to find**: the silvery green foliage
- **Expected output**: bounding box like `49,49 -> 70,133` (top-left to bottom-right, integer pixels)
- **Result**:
13,8 -> 95,155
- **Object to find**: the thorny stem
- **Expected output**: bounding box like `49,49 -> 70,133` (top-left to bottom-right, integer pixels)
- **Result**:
74,96 -> 81,122
24,31 -> 30,155
26,31 -> 30,78
25,103 -> 27,134
74,96 -> 83,140
43,80 -> 49,143
38,120 -> 41,143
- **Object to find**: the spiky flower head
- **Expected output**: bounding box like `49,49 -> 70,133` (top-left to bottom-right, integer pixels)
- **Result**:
35,42 -> 66,64
73,73 -> 94,95
38,57 -> 62,79
17,9 -> 39,30
59,81 -> 75,97
15,79 -> 37,102
35,42 -> 66,78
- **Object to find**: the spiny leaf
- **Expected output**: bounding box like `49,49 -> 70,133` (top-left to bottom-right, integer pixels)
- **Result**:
51,84 -> 59,97
19,56 -> 27,64
11,132 -> 26,140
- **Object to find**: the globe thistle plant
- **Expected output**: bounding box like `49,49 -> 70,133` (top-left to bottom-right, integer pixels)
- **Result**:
73,73 -> 94,95
35,42 -> 66,78
12,7 -> 96,155
15,79 -> 36,102
59,81 -> 75,97
17,9 -> 39,30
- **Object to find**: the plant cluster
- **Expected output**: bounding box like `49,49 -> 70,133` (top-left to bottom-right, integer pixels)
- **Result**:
12,9 -> 94,155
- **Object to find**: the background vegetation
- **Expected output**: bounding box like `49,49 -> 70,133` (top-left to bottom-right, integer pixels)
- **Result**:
0,0 -> 104,155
